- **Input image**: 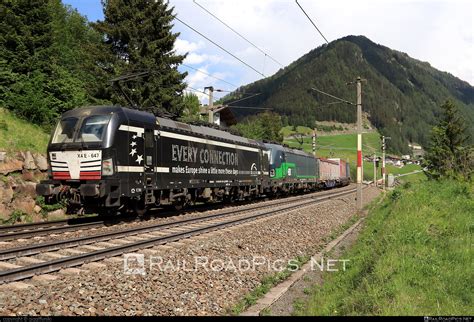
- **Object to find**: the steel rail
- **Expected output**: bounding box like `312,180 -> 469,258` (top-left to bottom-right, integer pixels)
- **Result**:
0,185 -> 355,241
0,187 -> 357,260
0,221 -> 106,242
0,188 -> 358,283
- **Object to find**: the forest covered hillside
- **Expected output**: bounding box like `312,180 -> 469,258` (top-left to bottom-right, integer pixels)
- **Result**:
224,36 -> 474,153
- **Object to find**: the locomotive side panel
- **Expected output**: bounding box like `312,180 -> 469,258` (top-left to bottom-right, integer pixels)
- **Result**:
156,129 -> 262,190
285,152 -> 317,180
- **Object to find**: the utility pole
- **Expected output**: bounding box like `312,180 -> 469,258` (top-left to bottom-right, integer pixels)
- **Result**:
356,77 -> 363,210
381,136 -> 391,190
204,86 -> 214,124
373,152 -> 377,187
312,129 -> 317,157
311,77 -> 365,210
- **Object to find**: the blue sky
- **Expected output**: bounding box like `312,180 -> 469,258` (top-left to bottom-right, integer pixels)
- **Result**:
63,0 -> 103,22
63,0 -> 473,102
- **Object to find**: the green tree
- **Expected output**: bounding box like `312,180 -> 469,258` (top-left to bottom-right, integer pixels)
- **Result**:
232,112 -> 283,143
0,0 -> 53,75
179,92 -> 201,122
423,100 -> 473,180
0,0 -> 108,126
94,0 -> 187,116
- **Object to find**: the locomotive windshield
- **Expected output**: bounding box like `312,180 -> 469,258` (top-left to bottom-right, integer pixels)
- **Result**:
77,115 -> 111,143
51,117 -> 78,144
51,114 -> 112,144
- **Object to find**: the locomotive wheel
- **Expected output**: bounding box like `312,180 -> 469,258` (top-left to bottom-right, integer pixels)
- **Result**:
173,198 -> 187,211
132,198 -> 148,217
223,194 -> 235,204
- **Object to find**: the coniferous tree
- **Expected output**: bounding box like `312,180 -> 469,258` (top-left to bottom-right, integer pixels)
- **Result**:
0,0 -> 109,126
423,100 -> 473,180
94,0 -> 187,116
179,92 -> 201,122
232,112 -> 283,143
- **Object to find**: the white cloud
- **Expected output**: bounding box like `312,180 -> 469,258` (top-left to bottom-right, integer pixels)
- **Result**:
174,38 -> 205,55
170,0 -> 473,86
183,52 -> 223,65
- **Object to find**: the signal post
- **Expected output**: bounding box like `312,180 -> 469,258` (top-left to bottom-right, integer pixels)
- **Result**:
356,77 -> 363,210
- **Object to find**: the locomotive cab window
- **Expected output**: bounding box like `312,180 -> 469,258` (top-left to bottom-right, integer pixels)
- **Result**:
77,115 -> 111,143
52,117 -> 78,144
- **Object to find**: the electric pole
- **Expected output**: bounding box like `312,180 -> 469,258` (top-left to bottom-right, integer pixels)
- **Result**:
204,86 -> 214,124
373,152 -> 377,187
356,77 -> 363,210
312,129 -> 317,157
382,136 -> 391,190
311,77 -> 365,210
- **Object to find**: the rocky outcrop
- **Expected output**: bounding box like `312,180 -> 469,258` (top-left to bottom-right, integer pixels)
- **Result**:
0,158 -> 24,175
12,196 -> 36,215
48,209 -> 66,220
0,150 -> 50,222
34,154 -> 48,171
22,151 -> 37,170
0,183 -> 14,204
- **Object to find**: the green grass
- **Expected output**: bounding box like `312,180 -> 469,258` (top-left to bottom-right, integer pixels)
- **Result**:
397,171 -> 427,184
303,180 -> 474,316
0,108 -> 50,154
280,125 -> 314,137
284,132 -> 424,182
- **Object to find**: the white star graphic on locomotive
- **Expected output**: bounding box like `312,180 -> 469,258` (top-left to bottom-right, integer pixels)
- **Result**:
130,141 -> 137,147
136,155 -> 143,164
132,135 -> 137,139
129,148 -> 137,157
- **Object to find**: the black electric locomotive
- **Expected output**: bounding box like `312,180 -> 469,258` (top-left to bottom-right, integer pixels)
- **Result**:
36,106 -> 270,214
37,105 -> 351,215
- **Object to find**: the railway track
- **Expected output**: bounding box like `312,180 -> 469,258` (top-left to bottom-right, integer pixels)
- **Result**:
0,185 -> 356,241
0,187 -> 360,284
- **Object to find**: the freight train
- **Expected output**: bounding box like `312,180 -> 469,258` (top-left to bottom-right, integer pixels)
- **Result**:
36,106 -> 350,215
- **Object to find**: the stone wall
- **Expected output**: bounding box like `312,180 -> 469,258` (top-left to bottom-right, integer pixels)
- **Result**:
0,151 -> 53,222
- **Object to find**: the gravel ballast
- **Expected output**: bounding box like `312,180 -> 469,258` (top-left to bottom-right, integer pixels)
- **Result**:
0,187 -> 381,316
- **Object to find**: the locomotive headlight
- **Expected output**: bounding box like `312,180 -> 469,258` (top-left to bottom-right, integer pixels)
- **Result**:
102,158 -> 114,176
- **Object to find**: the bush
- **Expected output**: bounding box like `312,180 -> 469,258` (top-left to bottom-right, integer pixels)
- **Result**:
2,210 -> 30,225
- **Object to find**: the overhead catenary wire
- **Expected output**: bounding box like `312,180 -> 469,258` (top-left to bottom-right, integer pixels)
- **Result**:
181,63 -> 239,88
175,16 -> 265,77
295,0 -> 329,44
193,0 -> 284,68
224,92 -> 262,106
185,86 -> 208,95
311,87 -> 355,106
226,105 -> 273,110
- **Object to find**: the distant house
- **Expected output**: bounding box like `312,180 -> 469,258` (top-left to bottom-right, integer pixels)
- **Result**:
409,143 -> 425,159
386,155 -> 403,167
200,105 -> 238,128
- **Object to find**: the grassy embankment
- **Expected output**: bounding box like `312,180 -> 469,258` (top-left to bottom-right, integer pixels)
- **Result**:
283,131 -> 424,183
300,180 -> 473,315
0,108 -> 49,154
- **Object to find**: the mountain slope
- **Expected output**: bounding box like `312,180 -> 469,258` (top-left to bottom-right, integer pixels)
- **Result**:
224,36 -> 474,153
